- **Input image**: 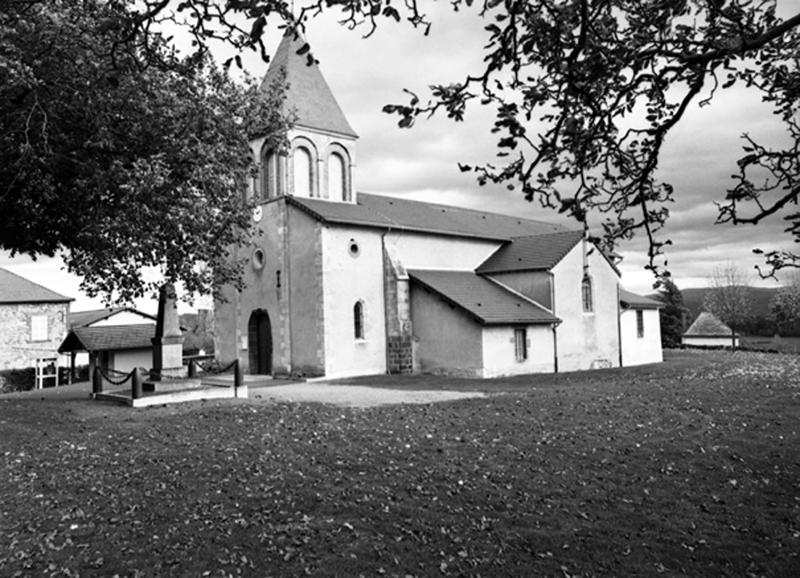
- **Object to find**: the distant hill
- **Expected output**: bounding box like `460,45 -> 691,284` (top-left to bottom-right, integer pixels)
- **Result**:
664,286 -> 782,336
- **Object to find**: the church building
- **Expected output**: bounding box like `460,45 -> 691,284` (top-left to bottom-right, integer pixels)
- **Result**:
214,33 -> 663,379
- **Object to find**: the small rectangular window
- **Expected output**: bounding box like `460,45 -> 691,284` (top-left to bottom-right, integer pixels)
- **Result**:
514,328 -> 527,361
636,310 -> 644,338
30,315 -> 48,342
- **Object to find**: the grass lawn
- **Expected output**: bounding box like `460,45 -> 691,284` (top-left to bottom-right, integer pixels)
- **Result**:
1,350 -> 798,576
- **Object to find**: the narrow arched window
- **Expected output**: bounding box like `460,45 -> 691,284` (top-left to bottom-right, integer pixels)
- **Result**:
293,146 -> 312,197
353,301 -> 365,340
263,149 -> 278,199
328,152 -> 345,201
581,275 -> 593,313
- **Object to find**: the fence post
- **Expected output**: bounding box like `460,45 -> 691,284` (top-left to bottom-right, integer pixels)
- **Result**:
131,368 -> 142,400
188,359 -> 196,378
234,358 -> 242,391
92,367 -> 103,395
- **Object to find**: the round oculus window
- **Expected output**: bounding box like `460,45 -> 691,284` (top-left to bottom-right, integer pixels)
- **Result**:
348,239 -> 360,257
252,248 -> 266,269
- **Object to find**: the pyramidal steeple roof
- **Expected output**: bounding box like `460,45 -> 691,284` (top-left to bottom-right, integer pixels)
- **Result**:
260,32 -> 358,139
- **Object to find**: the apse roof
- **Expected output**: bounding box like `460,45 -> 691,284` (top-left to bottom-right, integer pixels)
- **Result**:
408,269 -> 559,325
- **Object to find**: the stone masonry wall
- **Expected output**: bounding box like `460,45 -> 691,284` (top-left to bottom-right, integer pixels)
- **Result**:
0,302 -> 69,370
387,335 -> 413,374
383,248 -> 414,374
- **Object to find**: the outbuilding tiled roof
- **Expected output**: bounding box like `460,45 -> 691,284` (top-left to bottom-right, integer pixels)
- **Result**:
69,307 -> 157,329
0,267 -> 72,304
59,325 -> 155,353
260,32 -> 357,138
619,289 -> 663,310
476,230 -> 584,273
683,311 -> 733,337
288,193 -> 566,241
408,269 -> 559,325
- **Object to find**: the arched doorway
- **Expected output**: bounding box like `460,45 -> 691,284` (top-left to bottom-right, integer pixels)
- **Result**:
247,309 -> 272,375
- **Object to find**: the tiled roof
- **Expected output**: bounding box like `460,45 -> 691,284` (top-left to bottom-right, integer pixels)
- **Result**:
0,267 -> 73,304
409,269 -> 559,325
69,307 -> 157,329
476,230 -> 584,273
288,193 -> 566,241
59,324 -> 155,353
683,311 -> 733,337
619,289 -> 663,310
260,32 -> 357,138
70,307 -> 124,328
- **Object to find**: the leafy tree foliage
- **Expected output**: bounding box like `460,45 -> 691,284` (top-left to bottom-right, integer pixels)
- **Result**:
770,278 -> 800,336
657,277 -> 688,347
0,0 -> 288,303
129,0 -> 800,277
704,263 -> 753,347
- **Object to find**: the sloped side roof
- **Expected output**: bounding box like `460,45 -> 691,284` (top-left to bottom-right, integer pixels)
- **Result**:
59,325 -> 155,353
619,288 -> 663,310
0,267 -> 73,304
69,307 -> 157,329
476,230 -> 584,273
288,193 -> 566,241
409,269 -> 559,325
683,311 -> 733,337
260,32 -> 357,138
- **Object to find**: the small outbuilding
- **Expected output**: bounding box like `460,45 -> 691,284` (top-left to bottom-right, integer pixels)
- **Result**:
682,311 -> 738,348
59,307 -> 158,377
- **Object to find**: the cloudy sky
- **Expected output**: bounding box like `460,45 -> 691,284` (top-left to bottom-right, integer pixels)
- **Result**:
3,1 -> 797,312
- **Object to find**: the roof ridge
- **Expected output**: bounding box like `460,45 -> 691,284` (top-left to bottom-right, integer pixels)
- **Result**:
358,192 -> 564,229
509,228 -> 584,240
408,268 -> 558,325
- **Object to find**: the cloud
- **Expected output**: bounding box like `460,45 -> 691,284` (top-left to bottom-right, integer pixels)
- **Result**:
5,3 -> 795,304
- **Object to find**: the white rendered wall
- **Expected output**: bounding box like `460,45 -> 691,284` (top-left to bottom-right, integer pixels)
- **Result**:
320,226 -> 387,378
110,349 -> 152,373
410,283 -> 483,377
683,335 -> 739,347
620,309 -> 663,366
384,231 -> 500,271
552,243 -> 621,371
481,325 -> 555,378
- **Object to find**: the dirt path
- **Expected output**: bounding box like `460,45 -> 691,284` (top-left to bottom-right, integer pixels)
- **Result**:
248,383 -> 486,407
4,380 -> 486,408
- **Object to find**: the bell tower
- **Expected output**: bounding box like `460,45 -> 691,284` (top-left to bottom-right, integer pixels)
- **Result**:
253,32 -> 358,203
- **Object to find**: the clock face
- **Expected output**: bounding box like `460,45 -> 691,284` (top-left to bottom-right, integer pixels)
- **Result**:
252,205 -> 263,222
